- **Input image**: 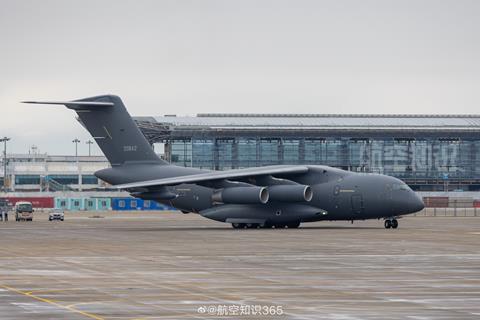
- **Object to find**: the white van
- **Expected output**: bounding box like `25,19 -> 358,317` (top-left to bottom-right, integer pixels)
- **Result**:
15,202 -> 34,221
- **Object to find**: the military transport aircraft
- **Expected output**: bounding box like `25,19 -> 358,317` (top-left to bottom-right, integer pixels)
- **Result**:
24,95 -> 424,229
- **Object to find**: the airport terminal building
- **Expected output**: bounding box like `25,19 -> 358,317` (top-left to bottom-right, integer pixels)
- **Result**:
134,113 -> 480,191
2,114 -> 480,193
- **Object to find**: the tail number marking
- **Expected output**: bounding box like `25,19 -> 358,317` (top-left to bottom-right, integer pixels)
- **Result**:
123,145 -> 138,152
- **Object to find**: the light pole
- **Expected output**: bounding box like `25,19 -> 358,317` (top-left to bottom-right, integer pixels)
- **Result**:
72,138 -> 80,158
72,138 -> 81,191
0,137 -> 10,192
86,140 -> 93,157
31,145 -> 37,163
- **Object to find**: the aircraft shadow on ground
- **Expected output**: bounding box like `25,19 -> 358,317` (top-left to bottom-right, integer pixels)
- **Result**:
115,225 -> 381,232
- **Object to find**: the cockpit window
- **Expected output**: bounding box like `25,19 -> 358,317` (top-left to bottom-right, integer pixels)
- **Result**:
392,183 -> 409,191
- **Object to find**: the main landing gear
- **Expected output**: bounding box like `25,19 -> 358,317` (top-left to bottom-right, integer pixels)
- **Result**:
232,221 -> 301,229
384,218 -> 398,229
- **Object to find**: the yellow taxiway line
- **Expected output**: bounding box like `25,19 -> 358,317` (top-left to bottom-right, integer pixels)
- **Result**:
0,284 -> 105,320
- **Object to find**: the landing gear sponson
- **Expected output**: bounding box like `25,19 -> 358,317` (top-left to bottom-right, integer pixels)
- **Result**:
232,221 -> 301,229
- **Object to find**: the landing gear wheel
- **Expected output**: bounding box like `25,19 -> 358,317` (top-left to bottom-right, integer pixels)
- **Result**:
384,220 -> 392,229
391,219 -> 398,229
287,221 -> 300,229
232,223 -> 244,229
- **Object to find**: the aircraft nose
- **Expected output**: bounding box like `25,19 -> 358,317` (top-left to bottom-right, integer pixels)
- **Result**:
408,192 -> 425,213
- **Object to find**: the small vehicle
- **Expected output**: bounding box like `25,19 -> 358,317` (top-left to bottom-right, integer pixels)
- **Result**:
49,209 -> 65,221
15,201 -> 34,221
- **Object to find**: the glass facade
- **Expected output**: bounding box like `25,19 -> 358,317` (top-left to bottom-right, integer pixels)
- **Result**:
168,137 -> 480,191
15,175 -> 41,185
47,175 -> 80,185
81,175 -> 99,185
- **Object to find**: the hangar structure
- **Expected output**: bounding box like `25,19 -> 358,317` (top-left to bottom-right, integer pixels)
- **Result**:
134,113 -> 480,191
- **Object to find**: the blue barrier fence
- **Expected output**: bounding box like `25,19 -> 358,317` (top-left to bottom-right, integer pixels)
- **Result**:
54,197 -> 175,211
111,197 -> 174,211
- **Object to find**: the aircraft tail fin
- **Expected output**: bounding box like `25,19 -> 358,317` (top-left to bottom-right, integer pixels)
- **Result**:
23,95 -> 167,166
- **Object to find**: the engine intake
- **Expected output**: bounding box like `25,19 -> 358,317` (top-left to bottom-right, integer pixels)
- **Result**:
268,185 -> 313,202
212,186 -> 269,204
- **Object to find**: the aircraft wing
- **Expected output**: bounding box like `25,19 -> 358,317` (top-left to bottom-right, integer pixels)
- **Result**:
114,165 -> 309,189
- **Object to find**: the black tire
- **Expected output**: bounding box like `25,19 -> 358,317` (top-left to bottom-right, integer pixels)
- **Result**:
232,223 -> 247,229
391,219 -> 398,229
49,218 -> 52,221
384,220 -> 392,229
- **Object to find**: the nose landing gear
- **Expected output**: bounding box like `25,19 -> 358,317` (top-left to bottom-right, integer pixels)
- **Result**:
384,218 -> 398,229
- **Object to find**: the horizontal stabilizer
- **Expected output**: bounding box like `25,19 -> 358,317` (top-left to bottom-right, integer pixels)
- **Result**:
22,100 -> 114,107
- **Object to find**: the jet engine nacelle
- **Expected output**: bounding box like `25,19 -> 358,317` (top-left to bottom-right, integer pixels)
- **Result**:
268,185 -> 313,202
212,186 -> 269,204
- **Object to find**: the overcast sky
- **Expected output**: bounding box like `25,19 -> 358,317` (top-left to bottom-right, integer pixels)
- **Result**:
1,0 -> 479,155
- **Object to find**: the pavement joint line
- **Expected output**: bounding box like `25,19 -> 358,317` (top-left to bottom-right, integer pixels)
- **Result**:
0,284 -> 106,320
66,301 -> 120,308
25,289 -> 73,295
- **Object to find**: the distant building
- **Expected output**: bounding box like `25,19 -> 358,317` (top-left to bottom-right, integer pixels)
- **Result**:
0,154 -> 109,192
134,113 -> 480,191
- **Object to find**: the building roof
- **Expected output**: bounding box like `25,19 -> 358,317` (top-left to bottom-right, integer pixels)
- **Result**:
6,154 -> 108,163
134,114 -> 480,130
132,114 -> 480,143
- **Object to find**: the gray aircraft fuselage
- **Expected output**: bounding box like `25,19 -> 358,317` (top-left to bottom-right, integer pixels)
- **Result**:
96,162 -> 424,225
